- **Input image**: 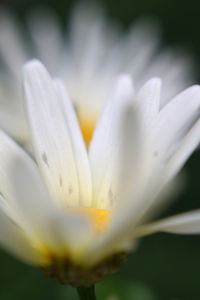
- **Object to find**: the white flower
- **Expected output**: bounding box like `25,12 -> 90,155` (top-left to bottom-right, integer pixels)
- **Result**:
0,60 -> 199,286
0,2 -> 194,144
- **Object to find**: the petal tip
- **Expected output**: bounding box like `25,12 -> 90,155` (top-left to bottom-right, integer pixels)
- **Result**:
23,59 -> 45,75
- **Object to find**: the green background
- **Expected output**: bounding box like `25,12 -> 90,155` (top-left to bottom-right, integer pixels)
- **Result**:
0,0 -> 200,299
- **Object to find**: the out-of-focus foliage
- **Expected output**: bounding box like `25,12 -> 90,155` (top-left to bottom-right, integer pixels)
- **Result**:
97,278 -> 157,300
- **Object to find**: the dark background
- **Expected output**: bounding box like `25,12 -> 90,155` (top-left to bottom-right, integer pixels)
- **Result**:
0,0 -> 200,299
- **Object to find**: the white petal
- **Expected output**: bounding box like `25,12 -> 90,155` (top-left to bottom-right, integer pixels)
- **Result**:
23,60 -> 79,207
0,10 -> 29,77
27,8 -> 62,75
49,210 -> 93,261
99,118 -> 200,252
84,163 -> 166,264
0,102 -> 28,143
138,50 -> 193,107
67,1 -> 105,75
122,19 -> 160,77
65,1 -> 118,118
84,85 -> 154,264
152,85 -> 200,162
10,153 -> 91,257
89,75 -> 134,208
164,119 -> 200,183
0,130 -> 69,251
0,204 -> 45,265
136,77 -> 161,130
137,210 -> 200,235
53,79 -> 92,206
133,119 -> 200,219
102,19 -> 159,79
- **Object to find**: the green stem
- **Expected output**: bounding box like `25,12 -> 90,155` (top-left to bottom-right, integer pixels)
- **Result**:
76,285 -> 97,300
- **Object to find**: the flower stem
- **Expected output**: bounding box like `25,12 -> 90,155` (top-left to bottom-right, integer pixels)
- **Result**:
76,285 -> 97,300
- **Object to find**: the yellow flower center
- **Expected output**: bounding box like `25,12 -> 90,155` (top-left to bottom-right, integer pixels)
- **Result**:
78,116 -> 95,146
69,207 -> 110,233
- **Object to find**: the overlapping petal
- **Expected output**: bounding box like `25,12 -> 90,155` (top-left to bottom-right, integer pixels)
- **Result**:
89,75 -> 134,209
152,85 -> 200,164
24,60 -> 80,207
53,79 -> 92,207
0,56 -> 198,271
136,210 -> 200,236
0,4 -> 194,144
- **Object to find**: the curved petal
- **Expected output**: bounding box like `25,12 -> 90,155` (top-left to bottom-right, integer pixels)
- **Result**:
152,85 -> 200,163
27,8 -> 63,75
164,118 -> 200,183
136,77 -> 161,130
53,79 -> 92,207
135,119 -> 200,218
0,100 -> 28,143
89,135 -> 200,262
136,210 -> 200,236
89,75 -> 134,208
0,10 -> 29,77
23,60 -> 80,207
140,50 -> 193,107
0,203 -> 46,265
0,130 -> 69,252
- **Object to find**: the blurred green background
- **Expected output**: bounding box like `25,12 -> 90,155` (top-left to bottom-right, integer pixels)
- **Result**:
0,0 -> 200,299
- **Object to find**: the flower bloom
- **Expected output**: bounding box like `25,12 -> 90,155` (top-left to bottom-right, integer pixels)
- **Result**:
0,60 -> 199,286
0,2 -> 193,144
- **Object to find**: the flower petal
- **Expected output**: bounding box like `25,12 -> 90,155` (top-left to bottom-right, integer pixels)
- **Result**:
136,77 -> 161,130
152,85 -> 200,162
0,10 -> 29,77
140,50 -> 193,107
89,75 -> 134,208
164,118 -> 200,183
137,210 -> 200,235
135,119 -> 200,219
27,8 -> 62,75
23,60 -> 80,207
0,202 -> 46,265
11,155 -> 92,258
121,19 -> 160,78
83,99 -> 155,264
53,79 -> 92,206
0,130 -> 70,252
0,99 -> 28,143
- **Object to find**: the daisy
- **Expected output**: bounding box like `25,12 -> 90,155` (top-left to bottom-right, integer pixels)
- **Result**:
0,60 -> 199,288
0,2 -> 194,144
